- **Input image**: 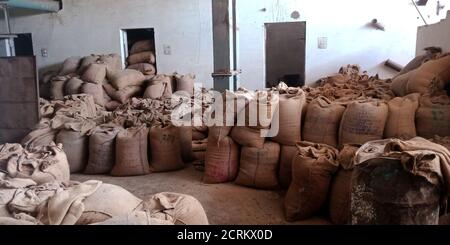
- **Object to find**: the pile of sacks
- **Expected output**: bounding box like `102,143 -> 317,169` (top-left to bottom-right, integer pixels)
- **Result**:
126,40 -> 157,80
0,143 -> 209,225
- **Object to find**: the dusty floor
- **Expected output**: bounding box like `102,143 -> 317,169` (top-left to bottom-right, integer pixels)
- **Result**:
72,165 -> 331,225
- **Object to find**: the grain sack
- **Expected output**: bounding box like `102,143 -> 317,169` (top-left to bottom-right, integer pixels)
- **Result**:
111,86 -> 142,104
303,97 -> 346,148
85,125 -> 122,175
391,72 -> 410,97
192,129 -> 207,140
127,51 -> 156,65
59,56 -> 81,76
81,83 -> 105,106
102,83 -> 117,99
105,101 -> 122,112
385,93 -> 420,139
56,129 -> 89,173
407,55 -> 450,94
204,135 -> 239,184
143,81 -> 165,100
230,126 -> 265,148
111,126 -> 150,176
76,184 -> 143,225
128,63 -> 156,75
208,126 -> 232,142
179,126 -> 194,163
64,77 -> 84,96
175,74 -> 195,96
81,63 -> 107,84
284,142 -> 339,221
21,119 -> 58,150
149,124 -> 184,172
416,95 -> 450,138
78,55 -> 100,73
238,91 -> 277,129
99,54 -> 122,71
272,91 -> 306,146
150,75 -> 173,98
50,76 -> 69,100
278,145 -> 297,189
329,144 -> 360,225
107,69 -> 146,90
193,139 -> 208,152
235,141 -> 280,189
130,40 -> 154,54
339,101 -> 388,147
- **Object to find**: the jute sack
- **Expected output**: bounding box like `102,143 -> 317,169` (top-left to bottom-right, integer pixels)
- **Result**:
237,91 -> 277,129
230,126 -> 265,148
278,145 -> 297,189
21,119 -> 58,150
143,81 -> 165,100
99,54 -> 122,71
130,40 -> 154,55
272,91 -> 307,146
208,126 -> 232,142
127,51 -> 156,65
303,97 -> 345,148
110,86 -> 142,104
407,55 -> 450,94
391,72 -> 411,97
59,56 -> 81,76
50,76 -> 69,100
81,83 -> 105,106
111,126 -> 150,176
329,144 -> 360,225
76,184 -> 143,225
107,69 -> 146,90
235,141 -> 281,190
339,101 -> 388,147
56,129 -> 89,173
149,75 -> 173,98
284,142 -> 339,221
416,95 -> 450,138
385,93 -> 420,139
178,126 -> 194,163
64,77 -> 84,95
192,129 -> 207,140
85,125 -> 122,175
78,55 -> 100,74
105,101 -> 122,112
175,74 -> 195,96
204,135 -> 240,184
193,139 -> 208,152
128,63 -> 156,76
81,63 -> 107,84
149,124 -> 184,172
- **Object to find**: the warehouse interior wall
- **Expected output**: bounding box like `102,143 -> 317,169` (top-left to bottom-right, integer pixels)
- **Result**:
5,0 -> 450,89
417,10 -> 450,54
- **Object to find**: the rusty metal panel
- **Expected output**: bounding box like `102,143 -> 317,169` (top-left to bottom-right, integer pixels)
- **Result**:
0,56 -> 39,144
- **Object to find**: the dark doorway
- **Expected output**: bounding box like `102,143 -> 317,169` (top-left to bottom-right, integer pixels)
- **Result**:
120,28 -> 156,71
265,22 -> 306,88
14,33 -> 34,56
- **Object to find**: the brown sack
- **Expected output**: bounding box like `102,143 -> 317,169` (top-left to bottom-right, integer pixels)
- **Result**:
192,130 -> 207,140
105,101 -> 122,112
339,101 -> 388,147
111,126 -> 150,176
78,55 -> 100,74
385,93 -> 420,139
235,141 -> 280,189
149,75 -> 173,98
204,135 -> 240,184
130,40 -> 154,54
128,63 -> 156,76
143,82 -> 165,100
110,86 -> 142,104
284,142 -> 339,221
175,74 -> 195,96
59,56 -> 81,76
416,95 -> 450,138
278,145 -> 297,189
272,91 -> 307,146
149,125 -> 184,172
81,63 -> 107,84
230,126 -> 265,148
64,77 -> 84,96
178,126 -> 194,163
85,125 -> 122,175
50,76 -> 69,100
303,97 -> 345,148
107,69 -> 146,90
21,119 -> 58,150
391,72 -> 411,97
81,83 -> 105,106
56,129 -> 89,173
99,54 -> 122,71
407,55 -> 450,94
208,126 -> 232,142
127,51 -> 156,65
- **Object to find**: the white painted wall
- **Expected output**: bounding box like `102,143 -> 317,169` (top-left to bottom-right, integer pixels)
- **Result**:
417,10 -> 450,54
8,0 -> 214,87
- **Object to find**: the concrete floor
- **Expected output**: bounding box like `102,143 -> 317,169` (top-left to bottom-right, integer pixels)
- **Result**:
72,165 -> 331,225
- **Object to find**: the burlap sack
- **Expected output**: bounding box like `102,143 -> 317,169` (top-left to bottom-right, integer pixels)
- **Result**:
385,93 -> 420,139
416,95 -> 450,138
303,97 -> 345,148
50,76 -> 69,100
232,126 -> 265,148
406,55 -> 450,94
85,125 -> 122,175
192,129 -> 207,140
111,86 -> 142,104
149,125 -> 184,172
56,129 -> 89,173
339,101 -> 388,147
64,77 -> 83,96
178,126 -> 194,163
391,72 -> 411,97
21,119 -> 58,150
107,69 -> 146,90
175,74 -> 195,96
204,135 -> 240,184
78,55 -> 100,74
235,141 -> 280,189
128,63 -> 156,76
149,75 -> 173,98
81,83 -> 105,106
237,91 -> 277,129
130,40 -> 154,55
284,142 -> 339,221
193,139 -> 208,152
111,126 -> 150,176
143,81 -> 165,99
99,54 -> 122,71
278,145 -> 297,189
59,56 -> 81,76
81,63 -> 107,84
272,91 -> 307,146
127,51 -> 156,65
105,101 -> 122,112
